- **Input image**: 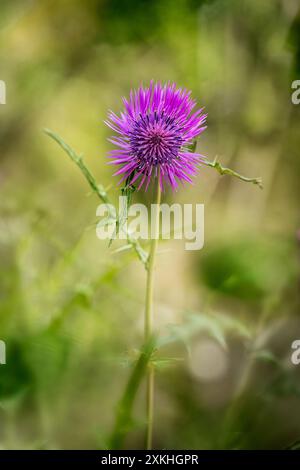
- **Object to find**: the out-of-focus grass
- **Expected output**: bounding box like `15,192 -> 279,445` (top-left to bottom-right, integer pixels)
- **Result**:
0,0 -> 300,449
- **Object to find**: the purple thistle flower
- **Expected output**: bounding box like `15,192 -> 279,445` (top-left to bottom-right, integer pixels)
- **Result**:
105,82 -> 207,190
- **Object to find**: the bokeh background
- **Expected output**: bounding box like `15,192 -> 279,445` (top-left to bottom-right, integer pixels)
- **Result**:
0,0 -> 300,450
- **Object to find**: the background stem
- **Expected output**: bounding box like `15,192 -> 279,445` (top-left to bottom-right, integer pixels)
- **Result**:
145,171 -> 161,450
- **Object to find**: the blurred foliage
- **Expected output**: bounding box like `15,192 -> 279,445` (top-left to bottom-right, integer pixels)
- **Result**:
0,340 -> 32,402
0,0 -> 300,450
199,237 -> 298,301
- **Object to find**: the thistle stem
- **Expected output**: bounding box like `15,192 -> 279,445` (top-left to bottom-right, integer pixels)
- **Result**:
203,157 -> 263,189
145,171 -> 161,450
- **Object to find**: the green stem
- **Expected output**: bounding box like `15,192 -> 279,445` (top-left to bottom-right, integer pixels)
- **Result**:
145,171 -> 161,450
203,157 -> 263,189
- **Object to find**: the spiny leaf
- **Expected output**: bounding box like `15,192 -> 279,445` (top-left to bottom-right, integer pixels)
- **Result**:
110,174 -> 136,246
44,129 -> 149,268
151,357 -> 183,370
189,139 -> 263,189
158,311 -> 252,351
203,156 -> 263,189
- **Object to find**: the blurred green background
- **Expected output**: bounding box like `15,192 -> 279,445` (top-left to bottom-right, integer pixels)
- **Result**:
0,0 -> 300,450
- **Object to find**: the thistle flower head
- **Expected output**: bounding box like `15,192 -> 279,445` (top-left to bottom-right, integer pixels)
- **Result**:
105,82 -> 207,190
